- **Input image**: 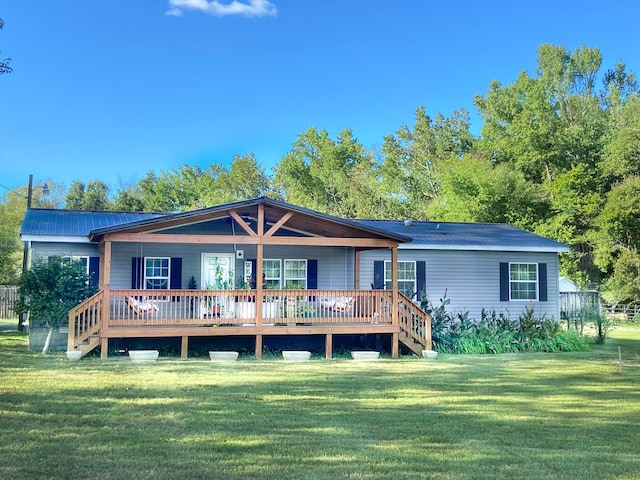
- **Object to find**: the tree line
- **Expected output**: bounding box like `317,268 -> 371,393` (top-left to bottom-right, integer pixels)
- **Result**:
2,44 -> 639,304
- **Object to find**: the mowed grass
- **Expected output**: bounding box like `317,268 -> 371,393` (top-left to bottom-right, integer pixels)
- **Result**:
0,324 -> 639,480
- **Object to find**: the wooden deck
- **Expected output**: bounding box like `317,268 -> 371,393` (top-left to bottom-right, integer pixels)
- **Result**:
68,289 -> 432,359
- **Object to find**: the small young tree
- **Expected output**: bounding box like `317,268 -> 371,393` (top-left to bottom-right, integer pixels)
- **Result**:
585,306 -> 615,345
14,256 -> 97,354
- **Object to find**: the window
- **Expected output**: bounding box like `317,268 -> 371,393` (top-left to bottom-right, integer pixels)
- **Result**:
263,259 -> 281,288
57,255 -> 90,274
509,263 -> 538,300
145,257 -> 170,290
284,259 -> 307,289
385,260 -> 416,298
72,256 -> 90,274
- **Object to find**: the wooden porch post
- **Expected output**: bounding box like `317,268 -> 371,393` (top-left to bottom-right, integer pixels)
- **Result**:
255,204 -> 264,325
101,338 -> 108,358
181,336 -> 189,359
255,334 -> 263,359
391,246 -> 399,358
100,240 -> 112,359
325,333 -> 333,359
354,249 -> 361,290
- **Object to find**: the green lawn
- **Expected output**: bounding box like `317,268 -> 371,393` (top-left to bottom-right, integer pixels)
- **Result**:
0,324 -> 639,480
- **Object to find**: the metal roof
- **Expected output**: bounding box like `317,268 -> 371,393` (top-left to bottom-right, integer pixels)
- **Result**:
355,220 -> 570,252
21,209 -> 165,237
20,201 -> 570,253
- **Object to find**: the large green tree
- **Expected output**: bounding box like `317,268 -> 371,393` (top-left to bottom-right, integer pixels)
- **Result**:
426,152 -> 547,226
0,179 -> 60,284
594,176 -> 640,303
274,127 -> 382,218
113,154 -> 272,213
380,107 -> 475,220
0,198 -> 23,284
65,180 -> 112,210
472,44 -> 631,286
204,153 -> 272,205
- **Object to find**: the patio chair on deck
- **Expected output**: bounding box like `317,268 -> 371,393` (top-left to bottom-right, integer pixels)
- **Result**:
125,296 -> 159,315
320,295 -> 354,315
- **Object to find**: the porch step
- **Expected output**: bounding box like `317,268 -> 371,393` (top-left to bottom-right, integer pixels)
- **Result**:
398,333 -> 425,357
77,335 -> 100,357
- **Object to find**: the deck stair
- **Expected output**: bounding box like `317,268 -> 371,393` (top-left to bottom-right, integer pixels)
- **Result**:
68,290 -> 105,358
397,293 -> 432,355
77,335 -> 100,356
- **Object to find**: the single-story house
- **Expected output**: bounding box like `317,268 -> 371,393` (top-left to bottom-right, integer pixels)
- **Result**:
20,196 -> 569,358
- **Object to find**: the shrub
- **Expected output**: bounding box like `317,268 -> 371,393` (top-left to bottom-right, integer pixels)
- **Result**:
425,293 -> 590,354
14,256 -> 97,354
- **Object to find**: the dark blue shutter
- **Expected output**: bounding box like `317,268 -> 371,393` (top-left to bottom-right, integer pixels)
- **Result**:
373,261 -> 385,289
499,262 -> 509,301
170,258 -> 182,289
416,261 -> 426,299
307,260 -> 318,289
89,256 -> 100,288
250,259 -> 257,287
131,257 -> 143,289
538,263 -> 548,302
169,258 -> 182,302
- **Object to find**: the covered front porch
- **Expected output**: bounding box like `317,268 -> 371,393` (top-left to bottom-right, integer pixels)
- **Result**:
67,198 -> 431,358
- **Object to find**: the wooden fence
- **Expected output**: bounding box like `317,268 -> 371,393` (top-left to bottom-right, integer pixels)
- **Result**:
602,302 -> 640,323
560,291 -> 640,323
0,285 -> 19,319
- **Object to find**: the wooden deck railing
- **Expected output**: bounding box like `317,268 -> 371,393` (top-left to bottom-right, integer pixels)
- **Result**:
398,293 -> 432,350
107,289 -> 395,326
68,289 -> 432,355
68,290 -> 104,349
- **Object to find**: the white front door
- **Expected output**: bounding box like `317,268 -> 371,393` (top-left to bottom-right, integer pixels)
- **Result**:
201,253 -> 235,290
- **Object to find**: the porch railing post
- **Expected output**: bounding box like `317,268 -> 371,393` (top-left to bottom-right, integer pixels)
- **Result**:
391,247 -> 398,327
67,308 -> 76,350
256,241 -> 264,326
100,286 -> 110,359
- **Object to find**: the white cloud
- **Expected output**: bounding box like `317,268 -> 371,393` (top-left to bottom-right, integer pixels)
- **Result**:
166,0 -> 277,17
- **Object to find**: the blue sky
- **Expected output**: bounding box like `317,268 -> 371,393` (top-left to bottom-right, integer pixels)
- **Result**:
1,0 -> 639,193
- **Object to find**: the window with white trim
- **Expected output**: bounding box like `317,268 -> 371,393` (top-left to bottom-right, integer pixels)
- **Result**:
72,256 -> 90,275
284,259 -> 307,289
61,255 -> 89,275
145,257 -> 170,290
263,259 -> 281,288
58,255 -> 89,274
385,260 -> 416,298
509,263 -> 538,300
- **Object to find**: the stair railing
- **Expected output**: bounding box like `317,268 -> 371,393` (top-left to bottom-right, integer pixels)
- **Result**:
68,290 -> 104,350
398,293 -> 432,350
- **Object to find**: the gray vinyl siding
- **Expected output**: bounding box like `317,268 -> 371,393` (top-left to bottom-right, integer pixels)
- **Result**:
360,249 -> 561,321
261,246 -> 354,289
29,242 -> 100,265
110,243 -> 354,290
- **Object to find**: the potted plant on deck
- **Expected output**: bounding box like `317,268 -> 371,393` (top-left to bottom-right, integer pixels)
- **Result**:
263,283 -> 281,319
202,265 -> 234,318
235,279 -> 255,319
